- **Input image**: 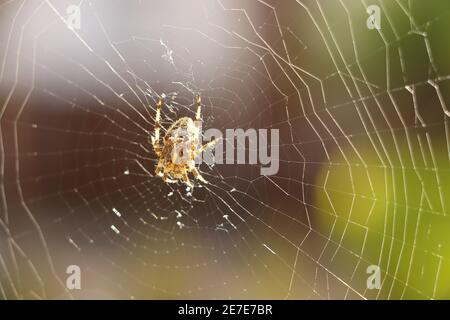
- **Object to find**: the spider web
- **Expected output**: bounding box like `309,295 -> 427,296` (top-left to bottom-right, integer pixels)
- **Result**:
0,0 -> 449,299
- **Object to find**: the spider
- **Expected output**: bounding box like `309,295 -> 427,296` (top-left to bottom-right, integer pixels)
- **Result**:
151,95 -> 216,188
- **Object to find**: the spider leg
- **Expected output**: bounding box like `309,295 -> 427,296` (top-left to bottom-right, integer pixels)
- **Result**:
163,173 -> 177,184
155,162 -> 164,177
192,168 -> 208,184
151,96 -> 164,156
182,173 -> 194,188
195,94 -> 202,121
196,138 -> 218,155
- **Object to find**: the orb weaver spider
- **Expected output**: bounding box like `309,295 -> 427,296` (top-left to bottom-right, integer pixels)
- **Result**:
151,95 -> 216,188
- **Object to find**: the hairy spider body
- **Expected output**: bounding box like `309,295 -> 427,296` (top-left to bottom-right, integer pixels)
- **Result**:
151,95 -> 216,188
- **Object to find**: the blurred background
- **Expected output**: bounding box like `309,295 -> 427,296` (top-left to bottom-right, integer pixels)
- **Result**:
0,0 -> 449,299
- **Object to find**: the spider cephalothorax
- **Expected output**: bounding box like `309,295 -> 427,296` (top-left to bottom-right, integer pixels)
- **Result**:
151,95 -> 216,188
